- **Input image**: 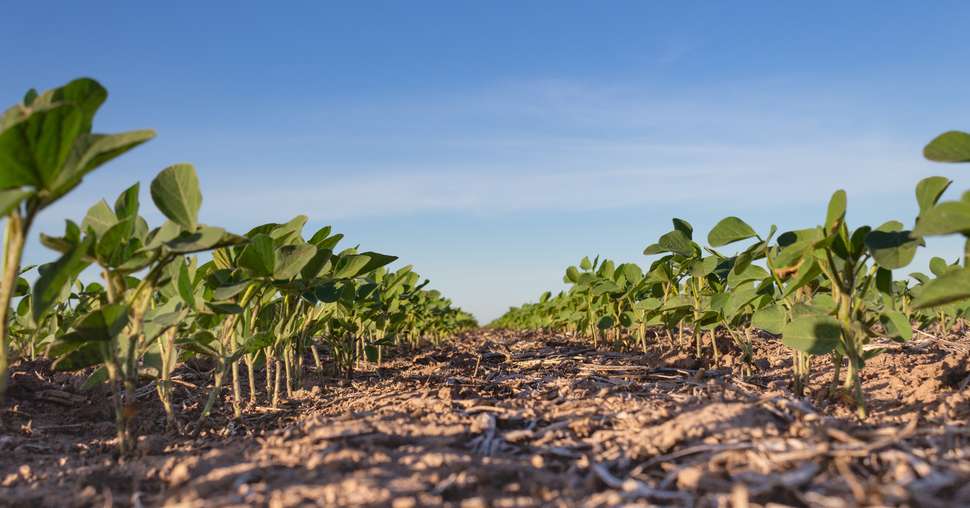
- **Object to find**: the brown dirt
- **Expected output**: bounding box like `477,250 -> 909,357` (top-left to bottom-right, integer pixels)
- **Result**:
0,330 -> 968,507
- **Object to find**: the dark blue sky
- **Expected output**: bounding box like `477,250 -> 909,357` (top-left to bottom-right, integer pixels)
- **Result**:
4,2 -> 970,320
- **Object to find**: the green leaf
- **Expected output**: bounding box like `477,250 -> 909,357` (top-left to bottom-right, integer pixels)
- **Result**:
0,103 -> 83,189
915,176 -> 952,215
825,190 -> 847,232
164,226 -> 238,254
752,304 -> 785,335
728,263 -> 768,288
708,217 -> 757,247
74,303 -> 129,342
150,163 -> 202,231
240,332 -> 275,354
333,254 -> 372,279
657,230 -> 695,257
924,130 -> 970,163
0,188 -> 34,216
672,218 -> 693,239
206,302 -> 245,314
95,218 -> 135,265
53,130 -> 155,200
565,266 -> 580,283
597,315 -> 614,330
929,256 -> 950,277
48,78 -> 107,133
782,314 -> 841,355
783,257 -> 821,296
865,229 -> 917,269
177,261 -> 196,308
81,199 -> 118,237
32,235 -> 94,320
238,233 -> 275,277
50,341 -> 103,371
912,267 -> 970,309
274,243 -> 317,280
114,182 -> 140,219
913,201 -> 970,237
213,281 -> 250,301
356,251 -> 398,276
880,310 -> 912,342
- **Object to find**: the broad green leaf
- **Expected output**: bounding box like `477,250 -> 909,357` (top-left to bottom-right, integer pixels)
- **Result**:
0,103 -> 82,189
47,77 -> 107,133
269,215 -> 308,245
274,243 -> 317,280
783,257 -> 821,296
307,225 -> 332,246
658,230 -> 695,257
825,190 -> 847,232
114,182 -> 140,219
565,266 -> 580,283
924,130 -> 970,162
177,261 -> 196,308
728,263 -> 768,288
333,254 -> 372,278
81,199 -> 117,236
213,281 -> 250,301
672,218 -> 693,239
880,310 -> 912,342
597,315 -> 614,330
95,218 -> 135,265
54,130 -> 155,200
752,304 -> 785,334
913,201 -> 970,237
865,230 -> 917,269
150,163 -> 202,231
912,267 -> 970,309
782,314 -> 841,355
32,235 -> 94,320
929,256 -> 949,277
50,341 -> 103,371
238,233 -> 275,277
915,176 -> 952,214
708,217 -> 757,247
356,251 -> 398,276
74,303 -> 129,342
164,226 -> 238,254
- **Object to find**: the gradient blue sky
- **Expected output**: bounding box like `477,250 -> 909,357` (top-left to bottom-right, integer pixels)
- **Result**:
4,2 -> 970,322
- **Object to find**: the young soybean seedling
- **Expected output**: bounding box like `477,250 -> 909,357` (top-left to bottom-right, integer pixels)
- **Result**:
37,164 -> 242,454
0,79 -> 154,399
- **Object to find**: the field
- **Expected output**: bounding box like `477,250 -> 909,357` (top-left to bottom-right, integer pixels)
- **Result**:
3,79 -> 970,507
1,329 -> 968,506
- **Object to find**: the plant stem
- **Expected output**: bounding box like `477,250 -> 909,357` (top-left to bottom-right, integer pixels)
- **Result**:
0,212 -> 29,401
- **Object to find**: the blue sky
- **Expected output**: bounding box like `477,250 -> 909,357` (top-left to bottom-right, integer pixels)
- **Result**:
3,2 -> 970,322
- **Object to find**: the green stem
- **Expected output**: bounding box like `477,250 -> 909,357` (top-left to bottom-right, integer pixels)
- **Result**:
0,211 -> 30,401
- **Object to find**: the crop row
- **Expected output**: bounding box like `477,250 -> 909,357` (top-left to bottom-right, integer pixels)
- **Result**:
492,129 -> 970,419
0,78 -> 476,454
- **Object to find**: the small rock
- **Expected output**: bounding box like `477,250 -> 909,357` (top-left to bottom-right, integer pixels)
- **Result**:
169,462 -> 191,485
461,497 -> 487,508
392,497 -> 417,508
677,466 -> 702,489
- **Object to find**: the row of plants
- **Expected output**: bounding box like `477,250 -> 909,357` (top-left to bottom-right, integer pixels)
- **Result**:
492,130 -> 970,419
0,78 -> 476,454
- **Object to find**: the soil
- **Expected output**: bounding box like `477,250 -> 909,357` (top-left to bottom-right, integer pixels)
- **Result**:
0,330 -> 968,507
